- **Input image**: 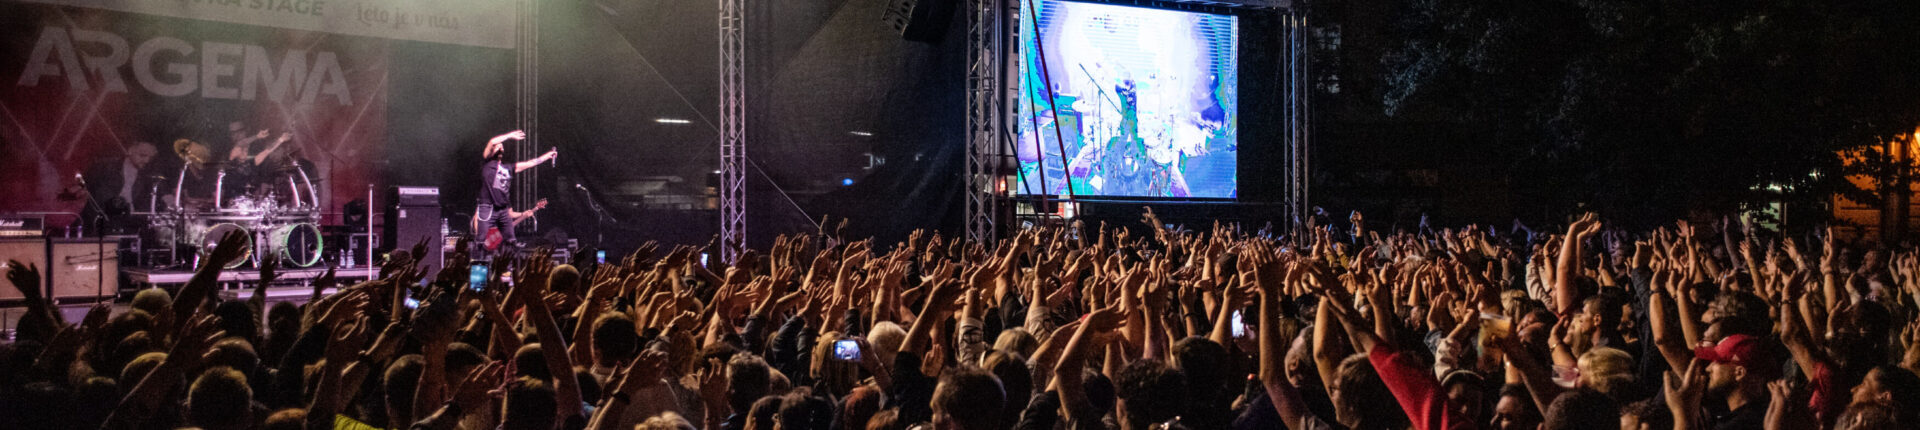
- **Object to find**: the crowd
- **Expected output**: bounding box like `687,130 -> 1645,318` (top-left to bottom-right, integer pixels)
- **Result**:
3,210 -> 1920,430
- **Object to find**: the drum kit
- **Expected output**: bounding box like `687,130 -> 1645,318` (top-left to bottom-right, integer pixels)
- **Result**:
140,161 -> 325,270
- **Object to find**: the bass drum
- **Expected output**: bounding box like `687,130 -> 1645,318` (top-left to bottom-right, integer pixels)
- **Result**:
199,223 -> 252,269
270,223 -> 324,268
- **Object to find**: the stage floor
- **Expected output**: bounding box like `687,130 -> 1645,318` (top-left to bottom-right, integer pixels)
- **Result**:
123,266 -> 379,287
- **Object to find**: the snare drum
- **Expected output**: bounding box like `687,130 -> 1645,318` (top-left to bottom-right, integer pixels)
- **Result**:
270,223 -> 324,267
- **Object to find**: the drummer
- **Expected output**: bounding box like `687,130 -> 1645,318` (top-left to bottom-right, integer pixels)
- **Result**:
172,138 -> 222,211
245,132 -> 316,208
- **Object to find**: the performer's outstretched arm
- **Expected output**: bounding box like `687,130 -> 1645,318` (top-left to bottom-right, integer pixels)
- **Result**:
514,148 -> 556,172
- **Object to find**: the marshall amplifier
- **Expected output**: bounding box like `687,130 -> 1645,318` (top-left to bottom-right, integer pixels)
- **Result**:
50,239 -> 116,304
0,238 -> 48,306
0,216 -> 46,238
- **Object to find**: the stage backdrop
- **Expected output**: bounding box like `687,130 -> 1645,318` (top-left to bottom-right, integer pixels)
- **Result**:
0,0 -> 515,226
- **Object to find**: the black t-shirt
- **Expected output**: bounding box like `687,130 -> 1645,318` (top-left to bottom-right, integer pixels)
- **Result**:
1710,399 -> 1766,430
481,158 -> 510,206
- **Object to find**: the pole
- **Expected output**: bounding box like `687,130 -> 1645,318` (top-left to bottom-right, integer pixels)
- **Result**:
366,185 -> 374,272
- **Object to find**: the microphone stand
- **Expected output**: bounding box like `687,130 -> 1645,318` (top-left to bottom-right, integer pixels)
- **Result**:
575,184 -> 611,247
75,176 -> 109,302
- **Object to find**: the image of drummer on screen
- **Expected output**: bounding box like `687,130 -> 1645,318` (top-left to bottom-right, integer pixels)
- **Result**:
475,130 -> 555,259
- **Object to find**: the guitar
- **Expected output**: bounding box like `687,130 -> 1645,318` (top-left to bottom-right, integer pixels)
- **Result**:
483,199 -> 547,251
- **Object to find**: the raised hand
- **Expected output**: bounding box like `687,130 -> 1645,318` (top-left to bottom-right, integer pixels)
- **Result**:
409,236 -> 433,266
492,130 -> 527,142
1569,212 -> 1601,238
694,358 -> 729,413
324,319 -> 370,366
173,314 -> 227,361
1665,359 -> 1708,428
258,253 -> 279,285
1083,304 -> 1126,333
452,362 -> 505,411
608,350 -> 669,395
1819,226 -> 1837,274
207,231 -> 252,269
4,260 -> 42,300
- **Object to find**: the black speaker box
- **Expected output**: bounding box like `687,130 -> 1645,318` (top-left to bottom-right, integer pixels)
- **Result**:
384,186 -> 443,270
883,0 -> 958,43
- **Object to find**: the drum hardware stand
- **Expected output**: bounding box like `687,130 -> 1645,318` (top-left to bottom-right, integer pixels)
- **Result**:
75,176 -> 108,300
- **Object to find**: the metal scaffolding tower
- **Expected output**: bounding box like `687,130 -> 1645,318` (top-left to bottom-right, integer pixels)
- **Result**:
1284,11 -> 1311,233
718,0 -> 747,263
964,0 -> 1003,243
516,0 -> 541,231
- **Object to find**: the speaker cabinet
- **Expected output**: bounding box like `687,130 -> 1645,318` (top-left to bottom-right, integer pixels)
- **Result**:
50,240 -> 116,304
0,239 -> 47,306
384,186 -> 443,270
883,0 -> 957,43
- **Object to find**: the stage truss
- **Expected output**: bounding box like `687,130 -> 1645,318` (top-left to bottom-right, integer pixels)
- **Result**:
964,0 -> 1314,242
964,0 -> 1004,243
718,0 -> 747,263
1283,10 -> 1310,235
516,0 -> 541,231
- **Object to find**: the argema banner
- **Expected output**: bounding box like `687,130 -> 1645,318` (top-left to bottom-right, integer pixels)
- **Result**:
0,0 -> 516,226
16,0 -> 520,49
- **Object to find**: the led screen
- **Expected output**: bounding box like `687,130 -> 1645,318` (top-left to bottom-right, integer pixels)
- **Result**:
1015,0 -> 1238,199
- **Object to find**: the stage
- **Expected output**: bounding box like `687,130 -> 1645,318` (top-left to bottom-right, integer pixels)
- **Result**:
123,266 -> 379,289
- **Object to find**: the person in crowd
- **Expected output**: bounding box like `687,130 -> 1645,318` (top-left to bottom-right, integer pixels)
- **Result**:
8,210 -> 1920,430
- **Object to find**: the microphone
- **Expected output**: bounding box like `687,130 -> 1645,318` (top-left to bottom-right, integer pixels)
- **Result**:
74,172 -> 85,187
574,183 -> 587,192
549,148 -> 557,167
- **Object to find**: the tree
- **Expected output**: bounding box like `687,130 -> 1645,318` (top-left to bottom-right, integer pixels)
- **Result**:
1360,0 -> 1920,233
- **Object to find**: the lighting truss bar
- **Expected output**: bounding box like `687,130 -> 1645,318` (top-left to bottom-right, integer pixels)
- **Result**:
517,0 -> 541,233
964,0 -> 1004,243
718,0 -> 748,263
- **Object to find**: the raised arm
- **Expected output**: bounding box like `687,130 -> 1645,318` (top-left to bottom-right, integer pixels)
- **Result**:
514,147 -> 557,173
1251,252 -> 1315,430
1777,297 -> 1833,376
171,231 -> 250,335
514,251 -> 586,422
483,130 -> 523,160
103,314 -> 224,429
3,261 -> 60,344
1555,213 -> 1599,315
901,278 -> 965,355
1646,290 -> 1695,373
1054,305 -> 1123,426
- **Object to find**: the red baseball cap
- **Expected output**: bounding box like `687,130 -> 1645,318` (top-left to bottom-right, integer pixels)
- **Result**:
1694,334 -> 1774,372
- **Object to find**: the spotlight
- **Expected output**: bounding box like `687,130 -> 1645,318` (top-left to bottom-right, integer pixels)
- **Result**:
654,118 -> 691,124
849,131 -> 873,137
842,178 -> 855,186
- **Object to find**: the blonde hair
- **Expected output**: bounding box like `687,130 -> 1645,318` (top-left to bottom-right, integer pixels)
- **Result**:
809,331 -> 858,397
636,411 -> 696,430
1577,347 -> 1634,396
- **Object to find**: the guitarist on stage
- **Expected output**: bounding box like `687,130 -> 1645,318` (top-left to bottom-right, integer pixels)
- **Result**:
482,199 -> 546,254
475,130 -> 556,259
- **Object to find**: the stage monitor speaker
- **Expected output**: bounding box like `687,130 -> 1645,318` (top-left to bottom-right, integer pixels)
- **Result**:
883,0 -> 957,43
49,240 -> 116,304
385,186 -> 443,271
0,238 -> 47,306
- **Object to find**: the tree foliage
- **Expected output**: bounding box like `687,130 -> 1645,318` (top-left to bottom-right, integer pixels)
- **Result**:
1368,0 -> 1920,226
